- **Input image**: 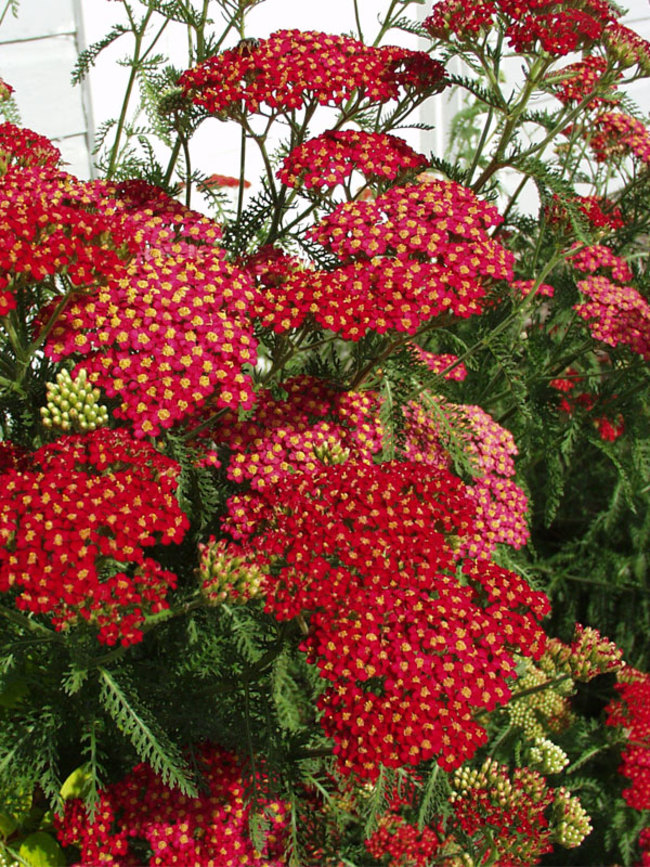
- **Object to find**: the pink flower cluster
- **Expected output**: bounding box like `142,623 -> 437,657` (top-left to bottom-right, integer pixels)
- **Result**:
47,182 -> 260,438
55,744 -> 288,865
569,243 -> 633,283
574,275 -> 650,361
548,56 -> 618,108
277,130 -> 428,191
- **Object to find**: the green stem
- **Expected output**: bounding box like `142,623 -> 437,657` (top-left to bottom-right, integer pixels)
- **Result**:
510,673 -> 572,702
0,606 -> 63,640
106,6 -> 156,178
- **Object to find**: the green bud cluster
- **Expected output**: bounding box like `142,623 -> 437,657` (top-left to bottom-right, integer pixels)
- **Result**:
508,661 -> 575,739
529,737 -> 569,774
41,368 -> 108,433
552,787 -> 592,848
199,537 -> 263,606
313,441 -> 351,466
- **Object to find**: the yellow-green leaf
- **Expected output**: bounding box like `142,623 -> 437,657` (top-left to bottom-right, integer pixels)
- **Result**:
59,765 -> 91,801
17,832 -> 65,867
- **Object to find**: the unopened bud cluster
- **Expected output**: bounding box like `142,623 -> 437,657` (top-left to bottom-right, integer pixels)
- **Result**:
529,737 -> 569,774
508,660 -> 574,739
199,537 -> 263,605
313,441 -> 350,465
552,787 -> 593,848
41,368 -> 108,433
542,624 -> 624,682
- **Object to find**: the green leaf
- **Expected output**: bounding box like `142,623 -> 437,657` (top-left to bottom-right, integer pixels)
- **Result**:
17,832 -> 65,867
0,812 -> 17,838
59,765 -> 92,801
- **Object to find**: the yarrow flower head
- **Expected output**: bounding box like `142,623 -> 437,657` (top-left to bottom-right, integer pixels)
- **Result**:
277,130 -> 429,192
606,667 -> 650,809
546,55 -> 619,109
224,460 -> 548,778
0,124 -> 136,316
574,275 -> 650,360
250,179 -> 513,341
55,744 -> 288,865
449,759 -> 590,864
425,0 -> 615,56
545,194 -> 625,232
588,112 -> 650,163
0,429 -> 188,646
178,30 -> 447,118
46,181 -> 260,437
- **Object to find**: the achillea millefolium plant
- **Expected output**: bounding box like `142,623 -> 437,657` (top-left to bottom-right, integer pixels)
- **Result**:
0,0 -> 649,864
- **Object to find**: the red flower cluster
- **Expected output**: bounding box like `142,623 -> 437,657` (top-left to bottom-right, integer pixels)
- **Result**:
574,275 -> 650,360
212,376 -> 382,490
0,429 -> 188,646
55,745 -> 288,865
545,194 -> 625,231
277,130 -> 428,191
450,760 -> 591,863
213,376 -> 528,558
588,112 -> 650,163
225,460 -> 548,778
0,123 -> 135,314
179,30 -> 447,117
548,56 -> 618,108
605,22 -> 650,75
47,183 -> 260,438
512,278 -> 555,298
252,179 -> 512,340
425,0 -> 615,56
365,791 -> 445,866
550,367 -> 625,441
606,668 -> 650,809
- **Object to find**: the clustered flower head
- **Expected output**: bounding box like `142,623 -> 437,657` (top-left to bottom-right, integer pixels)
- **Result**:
211,375 -> 382,490
409,344 -> 468,380
544,623 -> 625,681
364,788 -> 446,866
178,30 -> 447,118
547,55 -> 619,108
46,181 -> 260,438
277,130 -> 429,192
508,656 -> 575,740
569,243 -> 633,283
55,744 -> 288,865
574,275 -> 650,361
449,759 -> 591,864
0,123 -> 135,315
604,22 -> 650,75
252,179 -> 513,341
588,111 -> 650,163
0,428 -> 188,646
225,460 -> 549,778
606,667 -> 650,809
403,397 -> 530,557
425,0 -> 615,57
545,194 -> 625,231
